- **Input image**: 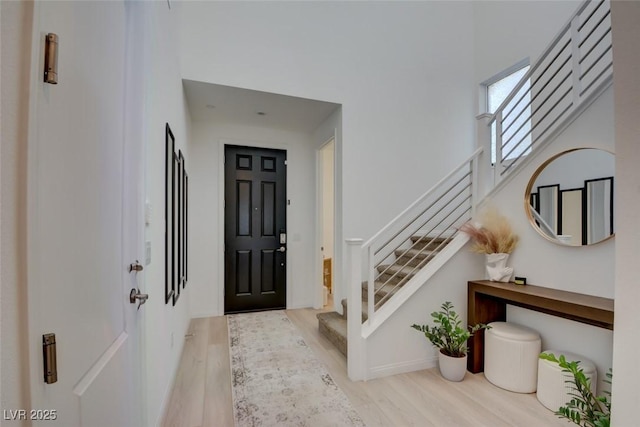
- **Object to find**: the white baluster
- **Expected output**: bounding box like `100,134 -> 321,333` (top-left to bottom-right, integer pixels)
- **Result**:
471,154 -> 479,217
570,15 -> 582,105
346,238 -> 364,381
494,111 -> 503,185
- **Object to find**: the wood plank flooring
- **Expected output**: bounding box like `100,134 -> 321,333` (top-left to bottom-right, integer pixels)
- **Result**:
162,308 -> 567,427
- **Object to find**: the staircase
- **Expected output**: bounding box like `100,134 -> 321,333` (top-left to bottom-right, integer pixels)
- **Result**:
317,0 -> 614,376
317,235 -> 451,356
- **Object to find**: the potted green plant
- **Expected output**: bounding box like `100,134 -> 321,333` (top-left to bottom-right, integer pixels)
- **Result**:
539,352 -> 611,426
411,301 -> 489,381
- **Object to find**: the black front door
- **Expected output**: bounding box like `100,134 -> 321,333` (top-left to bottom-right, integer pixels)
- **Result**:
224,145 -> 287,313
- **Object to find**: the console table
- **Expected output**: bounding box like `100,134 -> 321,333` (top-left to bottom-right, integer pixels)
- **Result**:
467,280 -> 614,373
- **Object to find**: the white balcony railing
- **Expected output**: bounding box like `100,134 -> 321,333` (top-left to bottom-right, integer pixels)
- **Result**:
489,0 -> 613,185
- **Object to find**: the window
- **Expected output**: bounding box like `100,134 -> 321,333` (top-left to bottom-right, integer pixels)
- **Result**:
485,62 -> 531,164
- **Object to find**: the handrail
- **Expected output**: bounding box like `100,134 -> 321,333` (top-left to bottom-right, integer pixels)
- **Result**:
487,0 -> 591,123
363,147 -> 483,250
491,0 -> 612,182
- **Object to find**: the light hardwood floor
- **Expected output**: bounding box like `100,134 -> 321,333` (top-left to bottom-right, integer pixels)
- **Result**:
162,308 -> 567,427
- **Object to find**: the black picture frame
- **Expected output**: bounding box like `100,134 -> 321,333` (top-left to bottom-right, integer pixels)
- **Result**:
173,151 -> 180,305
559,187 -> 585,245
178,150 -> 186,289
165,124 -> 189,305
537,184 -> 560,234
185,173 -> 188,285
584,176 -> 614,244
165,124 -> 175,304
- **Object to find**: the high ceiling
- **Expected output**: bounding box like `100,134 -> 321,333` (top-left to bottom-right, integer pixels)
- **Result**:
183,80 -> 340,133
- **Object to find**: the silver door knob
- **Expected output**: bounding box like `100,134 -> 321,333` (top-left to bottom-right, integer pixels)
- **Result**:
129,260 -> 143,273
129,288 -> 149,310
278,246 -> 286,252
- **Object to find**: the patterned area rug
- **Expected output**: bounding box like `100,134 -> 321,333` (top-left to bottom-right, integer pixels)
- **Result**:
228,310 -> 366,427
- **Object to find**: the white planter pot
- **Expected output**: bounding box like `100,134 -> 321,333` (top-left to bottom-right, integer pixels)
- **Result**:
485,253 -> 513,282
438,350 -> 467,382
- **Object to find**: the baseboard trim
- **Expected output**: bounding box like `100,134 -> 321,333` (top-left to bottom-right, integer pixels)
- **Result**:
367,356 -> 438,380
191,310 -> 219,319
287,302 -> 314,310
155,319 -> 191,426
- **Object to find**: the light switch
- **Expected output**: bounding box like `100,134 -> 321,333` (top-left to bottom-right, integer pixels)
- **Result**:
145,241 -> 151,265
145,200 -> 152,225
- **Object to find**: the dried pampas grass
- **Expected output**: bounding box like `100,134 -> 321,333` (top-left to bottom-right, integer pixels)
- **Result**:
459,208 -> 519,254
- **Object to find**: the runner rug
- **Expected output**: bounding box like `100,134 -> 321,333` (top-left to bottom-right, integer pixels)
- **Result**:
228,310 -> 366,427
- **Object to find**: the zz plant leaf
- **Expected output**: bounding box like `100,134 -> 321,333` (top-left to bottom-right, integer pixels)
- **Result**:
539,352 -> 611,427
411,301 -> 489,358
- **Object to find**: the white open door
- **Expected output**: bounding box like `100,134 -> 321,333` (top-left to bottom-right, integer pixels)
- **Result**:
27,2 -> 145,426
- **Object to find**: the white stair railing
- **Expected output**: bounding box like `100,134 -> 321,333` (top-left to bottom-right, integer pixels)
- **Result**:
346,148 -> 483,380
490,0 -> 613,186
361,148 -> 482,323
346,0 -> 613,381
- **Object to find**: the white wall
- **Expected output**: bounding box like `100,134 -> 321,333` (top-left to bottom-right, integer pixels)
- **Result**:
189,122 -> 317,317
180,0 -> 477,246
611,1 -> 640,423
138,2 -> 193,424
1,2 -> 34,424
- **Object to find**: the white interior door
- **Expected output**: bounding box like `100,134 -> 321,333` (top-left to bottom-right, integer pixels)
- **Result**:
27,2 -> 144,426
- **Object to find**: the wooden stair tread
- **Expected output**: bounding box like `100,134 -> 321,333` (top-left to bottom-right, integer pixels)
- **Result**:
394,248 -> 439,259
410,235 -> 448,244
377,263 -> 418,278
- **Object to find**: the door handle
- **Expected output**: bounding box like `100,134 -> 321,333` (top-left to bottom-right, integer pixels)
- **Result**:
277,246 -> 286,252
129,260 -> 143,273
129,288 -> 149,310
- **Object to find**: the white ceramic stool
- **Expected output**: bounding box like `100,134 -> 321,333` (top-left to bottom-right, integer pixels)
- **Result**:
484,322 -> 541,393
537,350 -> 597,412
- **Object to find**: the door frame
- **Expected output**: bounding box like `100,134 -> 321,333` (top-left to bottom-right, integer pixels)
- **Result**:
314,135 -> 337,309
217,138 -> 291,316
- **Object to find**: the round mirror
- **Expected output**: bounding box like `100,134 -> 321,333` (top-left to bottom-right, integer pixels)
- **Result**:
524,148 -> 614,246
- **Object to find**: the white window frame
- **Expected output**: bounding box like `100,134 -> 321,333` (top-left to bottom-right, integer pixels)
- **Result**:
481,58 -> 531,164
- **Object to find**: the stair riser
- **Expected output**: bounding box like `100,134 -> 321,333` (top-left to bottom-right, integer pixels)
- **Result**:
341,299 -> 369,322
318,320 -> 347,356
376,264 -> 415,279
378,273 -> 412,288
394,249 -> 436,263
361,287 -> 384,304
409,239 -> 447,251
395,256 -> 431,268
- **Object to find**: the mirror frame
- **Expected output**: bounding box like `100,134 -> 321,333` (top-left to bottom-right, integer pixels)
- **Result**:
524,148 -> 615,246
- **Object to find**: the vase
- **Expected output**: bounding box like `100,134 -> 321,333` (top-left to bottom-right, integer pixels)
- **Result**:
438,350 -> 467,382
485,253 -> 513,282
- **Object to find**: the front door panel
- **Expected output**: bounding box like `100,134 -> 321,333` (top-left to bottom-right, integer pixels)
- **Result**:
224,145 -> 286,313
